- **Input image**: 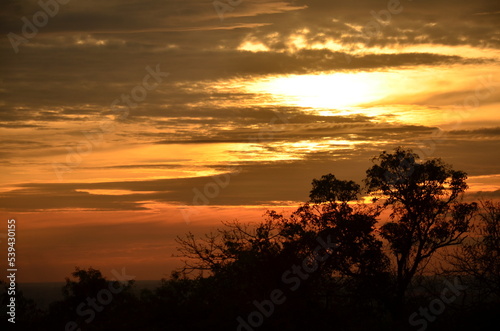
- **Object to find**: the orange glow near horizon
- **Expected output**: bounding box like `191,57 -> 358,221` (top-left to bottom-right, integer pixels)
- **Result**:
1,1 -> 499,285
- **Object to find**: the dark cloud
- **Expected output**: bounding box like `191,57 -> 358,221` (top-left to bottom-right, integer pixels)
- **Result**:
467,189 -> 500,200
0,152 -> 369,211
0,187 -> 149,211
448,127 -> 500,136
0,0 -> 498,212
5,124 -> 496,212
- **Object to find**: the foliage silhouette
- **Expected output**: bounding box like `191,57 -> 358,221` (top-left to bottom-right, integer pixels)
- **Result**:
365,147 -> 477,311
449,200 -> 500,298
11,148 -> 500,331
0,280 -> 42,329
45,267 -> 137,331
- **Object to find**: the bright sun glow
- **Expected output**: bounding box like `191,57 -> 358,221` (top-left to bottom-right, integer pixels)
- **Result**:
246,72 -> 386,109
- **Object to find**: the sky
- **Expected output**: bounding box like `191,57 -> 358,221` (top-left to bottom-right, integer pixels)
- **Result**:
0,0 -> 499,282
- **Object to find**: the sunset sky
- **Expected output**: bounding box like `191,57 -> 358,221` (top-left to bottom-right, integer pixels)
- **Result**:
1,0 -> 499,282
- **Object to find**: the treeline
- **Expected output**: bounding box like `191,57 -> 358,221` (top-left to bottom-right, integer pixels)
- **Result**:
2,148 -> 499,330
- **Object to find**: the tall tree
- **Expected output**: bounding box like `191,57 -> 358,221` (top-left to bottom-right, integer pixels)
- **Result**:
365,147 -> 477,308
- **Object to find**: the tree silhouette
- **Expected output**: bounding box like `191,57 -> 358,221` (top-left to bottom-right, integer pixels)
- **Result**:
176,173 -> 388,285
365,147 -> 477,309
15,148 -> 498,331
282,173 -> 388,281
449,200 -> 500,297
176,173 -> 391,329
282,173 -> 392,315
46,267 -> 137,331
0,280 -> 42,329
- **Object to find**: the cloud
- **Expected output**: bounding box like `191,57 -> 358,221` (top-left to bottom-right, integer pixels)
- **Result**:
448,127 -> 500,136
467,189 -> 500,200
4,121 -> 487,212
1,0 -> 498,209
